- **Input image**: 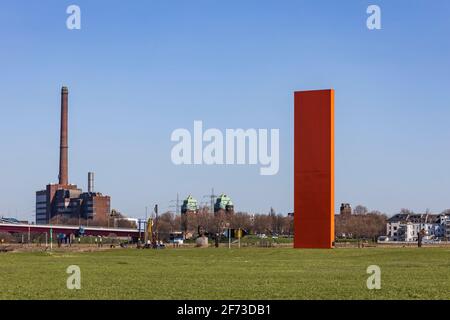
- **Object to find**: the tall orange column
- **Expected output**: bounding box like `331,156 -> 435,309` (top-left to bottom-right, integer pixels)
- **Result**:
294,89 -> 334,249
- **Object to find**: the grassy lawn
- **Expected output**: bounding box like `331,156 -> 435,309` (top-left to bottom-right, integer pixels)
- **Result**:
0,247 -> 449,300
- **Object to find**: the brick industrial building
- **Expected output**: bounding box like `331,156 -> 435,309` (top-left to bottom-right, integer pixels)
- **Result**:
35,87 -> 111,225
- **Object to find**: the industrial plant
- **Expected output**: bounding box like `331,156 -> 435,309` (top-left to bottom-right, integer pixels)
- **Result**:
35,87 -> 111,225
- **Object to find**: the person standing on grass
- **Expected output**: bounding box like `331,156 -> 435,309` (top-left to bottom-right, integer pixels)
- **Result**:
215,233 -> 219,248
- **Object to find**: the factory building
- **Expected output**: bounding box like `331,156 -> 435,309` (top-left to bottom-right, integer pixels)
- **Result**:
36,87 -> 111,225
214,194 -> 234,215
181,195 -> 199,215
180,195 -> 198,238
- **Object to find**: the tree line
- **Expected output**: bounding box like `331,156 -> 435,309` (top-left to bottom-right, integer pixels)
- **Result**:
42,205 -> 450,242
156,208 -> 294,242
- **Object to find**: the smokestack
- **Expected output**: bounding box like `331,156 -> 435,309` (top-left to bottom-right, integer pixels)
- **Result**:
88,172 -> 94,193
59,86 -> 69,185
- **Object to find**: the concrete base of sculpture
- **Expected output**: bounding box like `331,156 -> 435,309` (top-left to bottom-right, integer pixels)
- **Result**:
196,236 -> 209,247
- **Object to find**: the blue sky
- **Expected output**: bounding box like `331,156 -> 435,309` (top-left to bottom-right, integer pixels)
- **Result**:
1,0 -> 450,221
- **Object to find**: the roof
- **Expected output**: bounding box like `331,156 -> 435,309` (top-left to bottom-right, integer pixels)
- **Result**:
0,217 -> 20,224
214,194 -> 233,210
181,195 -> 198,212
388,213 -> 441,224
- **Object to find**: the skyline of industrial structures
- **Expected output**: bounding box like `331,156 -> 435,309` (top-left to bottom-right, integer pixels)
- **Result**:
1,85 -> 450,225
32,87 -> 241,226
35,87 -> 111,225
1,85 -> 449,247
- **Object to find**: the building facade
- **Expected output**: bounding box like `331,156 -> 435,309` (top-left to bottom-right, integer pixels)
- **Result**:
36,183 -> 110,224
181,195 -> 199,215
340,203 -> 352,218
214,194 -> 234,215
386,213 -> 449,242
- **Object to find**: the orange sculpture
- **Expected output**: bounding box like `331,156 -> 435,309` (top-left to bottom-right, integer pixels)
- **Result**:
294,89 -> 335,249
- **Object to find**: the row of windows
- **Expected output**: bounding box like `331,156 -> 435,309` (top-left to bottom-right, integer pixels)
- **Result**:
36,195 -> 47,202
57,203 -> 80,208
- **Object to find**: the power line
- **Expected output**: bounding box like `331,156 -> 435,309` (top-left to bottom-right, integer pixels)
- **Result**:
169,193 -> 181,215
203,188 -> 217,215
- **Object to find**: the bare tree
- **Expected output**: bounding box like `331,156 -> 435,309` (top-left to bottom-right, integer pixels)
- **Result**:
353,205 -> 368,215
253,215 -> 272,234
400,208 -> 414,215
157,212 -> 177,241
336,210 -> 387,240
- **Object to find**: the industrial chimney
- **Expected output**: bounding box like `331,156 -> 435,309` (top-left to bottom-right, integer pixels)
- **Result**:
88,172 -> 94,193
59,86 -> 69,185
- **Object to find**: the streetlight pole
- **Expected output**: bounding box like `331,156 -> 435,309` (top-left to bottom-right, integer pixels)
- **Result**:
238,228 -> 241,249
50,228 -> 53,251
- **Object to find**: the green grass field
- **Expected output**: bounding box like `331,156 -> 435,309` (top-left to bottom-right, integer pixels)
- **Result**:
1,247 -> 449,300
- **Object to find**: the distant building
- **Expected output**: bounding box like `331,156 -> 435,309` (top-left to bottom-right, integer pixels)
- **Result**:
446,219 -> 450,239
36,179 -> 111,225
0,217 -> 27,224
181,195 -> 199,215
214,194 -> 234,215
180,195 -> 199,238
386,213 -> 449,242
340,203 -> 352,217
